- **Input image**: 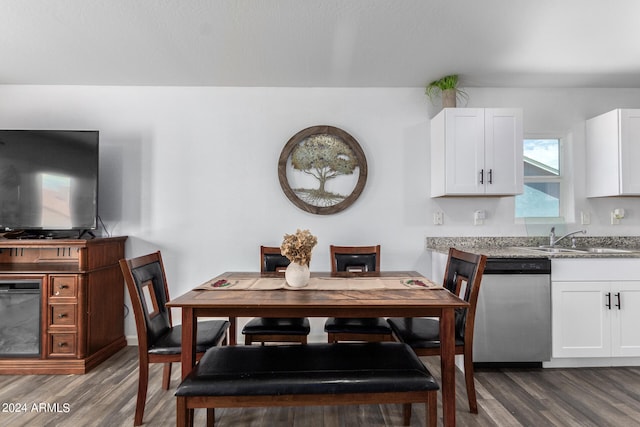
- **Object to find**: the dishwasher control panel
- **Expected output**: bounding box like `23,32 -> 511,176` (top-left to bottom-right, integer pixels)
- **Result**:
484,258 -> 551,274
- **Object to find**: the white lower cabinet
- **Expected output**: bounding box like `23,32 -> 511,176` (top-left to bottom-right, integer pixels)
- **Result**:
550,258 -> 640,366
552,281 -> 640,358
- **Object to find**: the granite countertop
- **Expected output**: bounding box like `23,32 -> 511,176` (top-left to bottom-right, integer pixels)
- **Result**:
426,236 -> 640,259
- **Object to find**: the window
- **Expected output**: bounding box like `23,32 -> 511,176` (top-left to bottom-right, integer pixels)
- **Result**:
515,138 -> 561,218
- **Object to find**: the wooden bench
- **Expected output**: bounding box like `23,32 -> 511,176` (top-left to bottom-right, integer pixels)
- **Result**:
175,342 -> 439,427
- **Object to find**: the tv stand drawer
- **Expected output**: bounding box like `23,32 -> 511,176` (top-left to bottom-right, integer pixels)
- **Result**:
49,304 -> 77,326
48,333 -> 77,357
49,276 -> 77,298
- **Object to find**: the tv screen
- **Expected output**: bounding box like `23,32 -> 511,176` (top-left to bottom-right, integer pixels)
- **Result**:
0,130 -> 98,232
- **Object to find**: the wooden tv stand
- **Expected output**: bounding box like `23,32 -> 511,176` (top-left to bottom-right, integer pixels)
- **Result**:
0,236 -> 127,374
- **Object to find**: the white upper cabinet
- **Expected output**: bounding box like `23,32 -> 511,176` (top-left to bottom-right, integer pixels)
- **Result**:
430,108 -> 523,197
586,109 -> 640,197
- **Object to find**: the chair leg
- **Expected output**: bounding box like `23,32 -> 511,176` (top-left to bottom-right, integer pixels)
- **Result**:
134,361 -> 149,426
427,391 -> 438,427
463,348 -> 478,413
162,363 -> 172,390
206,408 -> 215,427
402,403 -> 411,425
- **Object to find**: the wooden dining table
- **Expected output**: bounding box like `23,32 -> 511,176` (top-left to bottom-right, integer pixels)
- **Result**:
167,271 -> 468,427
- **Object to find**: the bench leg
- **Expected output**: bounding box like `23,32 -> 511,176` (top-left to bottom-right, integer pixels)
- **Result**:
207,408 -> 215,427
176,397 -> 187,427
427,391 -> 438,427
187,408 -> 194,427
403,403 -> 411,425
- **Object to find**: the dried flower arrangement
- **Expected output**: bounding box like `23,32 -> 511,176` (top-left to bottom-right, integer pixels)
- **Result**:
280,229 -> 318,266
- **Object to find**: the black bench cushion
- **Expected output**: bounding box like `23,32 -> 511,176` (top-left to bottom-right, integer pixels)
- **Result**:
149,320 -> 229,355
175,342 -> 438,397
242,317 -> 310,336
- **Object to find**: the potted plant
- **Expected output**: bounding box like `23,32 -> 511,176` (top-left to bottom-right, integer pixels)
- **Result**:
281,229 -> 317,287
425,74 -> 468,108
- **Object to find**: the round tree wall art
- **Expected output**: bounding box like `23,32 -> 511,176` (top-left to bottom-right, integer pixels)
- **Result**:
278,125 -> 368,215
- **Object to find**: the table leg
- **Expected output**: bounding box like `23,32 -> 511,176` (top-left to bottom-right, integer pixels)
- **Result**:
440,307 -> 456,427
181,307 -> 197,380
228,316 -> 237,345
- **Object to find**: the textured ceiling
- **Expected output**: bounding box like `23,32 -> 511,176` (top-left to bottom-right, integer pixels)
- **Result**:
2,0 -> 640,88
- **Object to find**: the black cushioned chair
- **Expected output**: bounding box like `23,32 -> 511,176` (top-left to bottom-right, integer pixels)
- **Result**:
323,245 -> 393,343
387,247 -> 487,414
241,246 -> 310,345
120,251 -> 229,426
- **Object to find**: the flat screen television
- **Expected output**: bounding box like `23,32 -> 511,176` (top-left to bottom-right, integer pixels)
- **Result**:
0,130 -> 99,234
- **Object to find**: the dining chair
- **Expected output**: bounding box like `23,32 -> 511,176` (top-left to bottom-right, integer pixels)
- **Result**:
241,246 -> 311,345
120,251 -> 229,426
323,244 -> 393,343
387,247 -> 487,414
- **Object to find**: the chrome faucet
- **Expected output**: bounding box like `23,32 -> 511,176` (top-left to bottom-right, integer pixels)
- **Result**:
549,227 -> 587,247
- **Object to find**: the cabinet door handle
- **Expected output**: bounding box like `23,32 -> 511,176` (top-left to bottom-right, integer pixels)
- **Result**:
615,292 -> 621,309
606,292 -> 611,309
479,169 -> 484,184
488,169 -> 493,184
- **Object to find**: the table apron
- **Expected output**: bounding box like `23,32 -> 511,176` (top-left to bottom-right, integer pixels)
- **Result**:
191,307 -> 445,318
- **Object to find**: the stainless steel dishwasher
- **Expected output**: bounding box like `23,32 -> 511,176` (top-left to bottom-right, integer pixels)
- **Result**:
473,257 -> 551,366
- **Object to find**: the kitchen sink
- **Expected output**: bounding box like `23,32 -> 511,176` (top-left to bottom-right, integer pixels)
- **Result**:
516,246 -> 636,255
578,247 -> 633,254
516,246 -> 586,254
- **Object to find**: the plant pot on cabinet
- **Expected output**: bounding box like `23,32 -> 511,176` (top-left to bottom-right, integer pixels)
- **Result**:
442,89 -> 457,108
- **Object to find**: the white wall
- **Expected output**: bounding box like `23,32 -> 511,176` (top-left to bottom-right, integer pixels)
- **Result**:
1,85 -> 639,340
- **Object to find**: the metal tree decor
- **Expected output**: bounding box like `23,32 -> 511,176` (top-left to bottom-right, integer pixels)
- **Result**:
278,126 -> 367,215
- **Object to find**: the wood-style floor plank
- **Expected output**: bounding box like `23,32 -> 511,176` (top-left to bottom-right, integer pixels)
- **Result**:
2,347 -> 640,426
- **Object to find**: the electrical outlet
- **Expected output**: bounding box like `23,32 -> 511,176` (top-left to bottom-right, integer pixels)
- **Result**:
473,210 -> 485,226
580,211 -> 590,225
433,211 -> 443,225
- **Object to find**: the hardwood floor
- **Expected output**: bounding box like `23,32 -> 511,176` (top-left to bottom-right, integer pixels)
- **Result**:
1,346 -> 640,426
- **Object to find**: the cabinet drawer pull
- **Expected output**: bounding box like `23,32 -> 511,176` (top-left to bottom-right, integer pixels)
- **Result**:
606,292 -> 611,309
57,313 -> 68,319
54,284 -> 70,296
615,292 -> 621,309
57,342 -> 68,347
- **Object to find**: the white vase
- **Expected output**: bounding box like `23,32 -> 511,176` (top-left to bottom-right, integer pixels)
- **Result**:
285,262 -> 310,288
